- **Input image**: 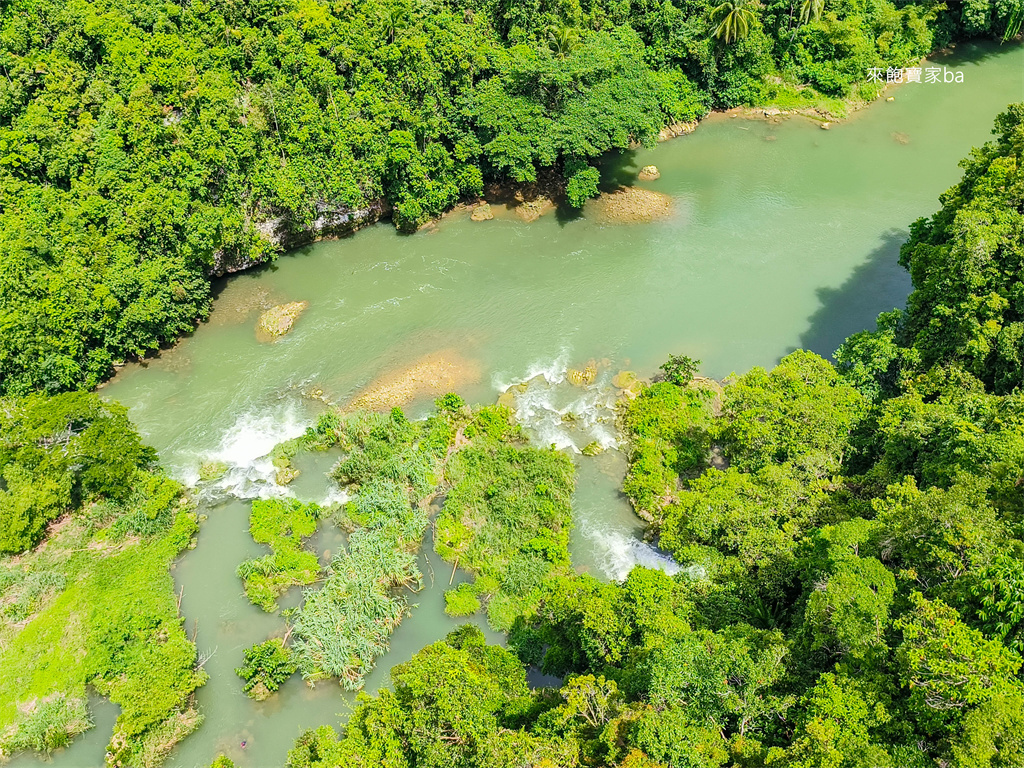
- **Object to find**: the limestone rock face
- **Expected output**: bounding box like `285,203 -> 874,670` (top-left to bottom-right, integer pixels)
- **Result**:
257,301 -> 308,340
470,203 -> 493,221
514,196 -> 554,223
211,199 -> 390,276
638,165 -> 661,181
658,121 -> 697,141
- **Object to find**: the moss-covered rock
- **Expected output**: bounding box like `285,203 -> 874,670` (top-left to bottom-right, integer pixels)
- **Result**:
256,301 -> 309,340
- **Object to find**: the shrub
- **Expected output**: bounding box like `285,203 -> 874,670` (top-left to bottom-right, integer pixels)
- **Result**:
236,639 -> 297,701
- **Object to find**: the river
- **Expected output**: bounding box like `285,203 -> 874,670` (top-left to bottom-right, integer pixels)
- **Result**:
16,40 -> 1023,768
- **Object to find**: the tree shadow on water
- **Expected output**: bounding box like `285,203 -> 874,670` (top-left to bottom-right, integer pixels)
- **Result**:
597,147 -> 641,192
794,230 -> 913,360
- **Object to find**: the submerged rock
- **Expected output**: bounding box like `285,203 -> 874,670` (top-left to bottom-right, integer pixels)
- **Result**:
275,466 -> 300,485
470,203 -> 493,221
257,301 -> 308,340
820,122 -> 831,130
582,441 -> 605,456
591,187 -> 673,225
497,390 -> 517,410
346,350 -> 479,411
638,165 -> 661,181
612,370 -> 638,390
198,460 -> 228,482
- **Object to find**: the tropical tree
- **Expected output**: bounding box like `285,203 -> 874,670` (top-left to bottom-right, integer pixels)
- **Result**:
546,24 -> 581,58
800,0 -> 824,24
711,0 -> 757,43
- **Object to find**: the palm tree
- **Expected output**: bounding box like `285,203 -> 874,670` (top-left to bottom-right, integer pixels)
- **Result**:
710,0 -> 757,44
380,5 -> 409,44
546,24 -> 581,59
799,0 -> 824,24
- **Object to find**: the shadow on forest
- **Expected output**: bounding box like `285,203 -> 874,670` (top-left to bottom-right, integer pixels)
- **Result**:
793,230 -> 912,360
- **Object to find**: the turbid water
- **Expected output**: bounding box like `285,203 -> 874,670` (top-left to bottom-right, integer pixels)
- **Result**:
15,41 -> 1023,768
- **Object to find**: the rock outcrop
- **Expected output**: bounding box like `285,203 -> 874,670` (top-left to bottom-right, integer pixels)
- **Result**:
591,187 -> 673,224
638,165 -> 661,181
470,203 -> 494,221
256,301 -> 308,340
211,200 -> 391,276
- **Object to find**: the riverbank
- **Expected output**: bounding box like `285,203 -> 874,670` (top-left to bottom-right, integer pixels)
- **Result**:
210,40 -> 1014,280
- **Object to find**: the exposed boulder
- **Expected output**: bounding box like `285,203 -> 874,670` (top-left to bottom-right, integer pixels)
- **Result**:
638,165 -> 660,181
470,203 -> 494,221
256,301 -> 308,340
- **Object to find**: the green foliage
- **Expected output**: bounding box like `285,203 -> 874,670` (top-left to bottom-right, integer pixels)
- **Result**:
0,0 -> 968,395
1,497 -> 205,765
718,350 -> 865,477
603,108 -> 1024,768
712,0 -> 758,43
291,508 -> 425,689
659,354 -> 702,387
235,639 -> 297,701
895,593 -> 1022,715
237,498 -> 321,612
287,406 -> 455,689
766,673 -> 892,768
287,627 -> 540,768
620,382 -> 716,521
436,437 -> 575,630
965,554 -> 1024,655
0,392 -> 156,553
445,582 -> 483,617
897,104 -> 1024,393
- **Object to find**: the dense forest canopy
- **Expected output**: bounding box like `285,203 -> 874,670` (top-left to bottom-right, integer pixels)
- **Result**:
287,105 -> 1024,768
0,0 -> 1022,760
0,0 -> 1020,394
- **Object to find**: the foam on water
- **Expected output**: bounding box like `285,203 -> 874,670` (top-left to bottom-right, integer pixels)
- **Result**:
585,526 -> 682,582
201,400 -> 311,499
498,358 -> 621,454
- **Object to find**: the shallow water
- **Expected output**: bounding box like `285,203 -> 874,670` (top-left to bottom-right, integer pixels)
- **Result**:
17,41 -> 1024,768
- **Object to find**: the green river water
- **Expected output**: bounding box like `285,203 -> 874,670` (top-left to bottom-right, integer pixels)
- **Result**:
15,41 -> 1024,768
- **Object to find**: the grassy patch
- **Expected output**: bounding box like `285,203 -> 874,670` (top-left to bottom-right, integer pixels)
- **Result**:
0,506 -> 206,766
289,407 -> 453,689
237,498 -> 322,612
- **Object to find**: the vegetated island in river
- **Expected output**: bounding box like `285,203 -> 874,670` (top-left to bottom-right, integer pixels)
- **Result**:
1,0 -> 1021,395
2,104 -> 1023,767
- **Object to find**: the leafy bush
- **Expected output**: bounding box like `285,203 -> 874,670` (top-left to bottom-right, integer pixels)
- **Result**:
236,639 -> 297,701
445,583 -> 483,617
237,498 -> 321,612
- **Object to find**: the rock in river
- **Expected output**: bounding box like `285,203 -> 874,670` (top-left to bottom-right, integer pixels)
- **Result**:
638,165 -> 661,181
470,203 -> 493,221
257,301 -> 308,340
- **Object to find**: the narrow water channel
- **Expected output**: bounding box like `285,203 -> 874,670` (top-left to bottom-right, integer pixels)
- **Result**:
17,40 -> 1024,768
